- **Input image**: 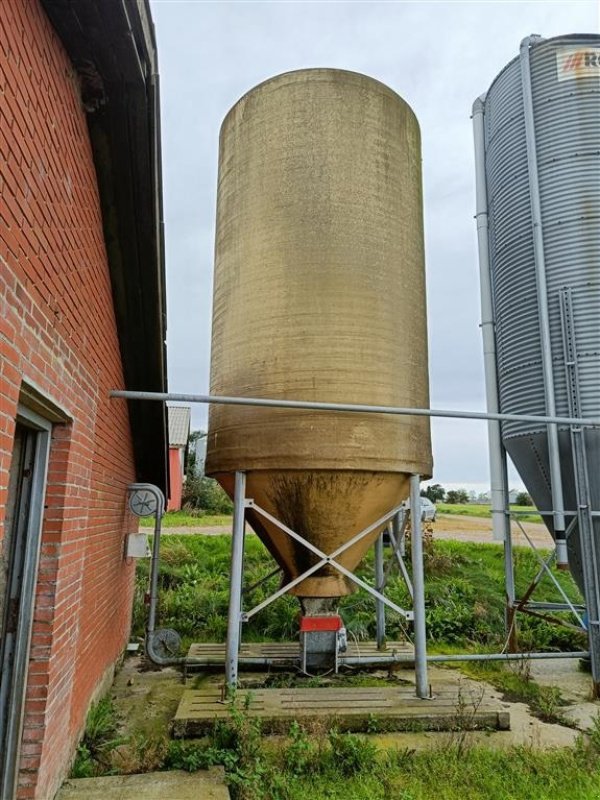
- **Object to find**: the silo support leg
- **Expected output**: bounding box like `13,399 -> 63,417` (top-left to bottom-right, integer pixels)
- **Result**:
410,475 -> 430,699
375,532 -> 386,649
225,471 -> 246,693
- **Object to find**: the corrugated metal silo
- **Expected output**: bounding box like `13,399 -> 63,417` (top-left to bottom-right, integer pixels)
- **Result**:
474,34 -> 600,595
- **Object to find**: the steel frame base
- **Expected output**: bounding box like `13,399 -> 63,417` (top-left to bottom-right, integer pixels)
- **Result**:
224,472 -> 430,698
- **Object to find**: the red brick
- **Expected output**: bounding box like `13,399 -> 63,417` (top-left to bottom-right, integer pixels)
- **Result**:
2,2 -> 139,798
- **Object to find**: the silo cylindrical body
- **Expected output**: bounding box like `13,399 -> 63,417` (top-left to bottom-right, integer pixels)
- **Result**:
206,69 -> 432,600
476,34 -> 600,593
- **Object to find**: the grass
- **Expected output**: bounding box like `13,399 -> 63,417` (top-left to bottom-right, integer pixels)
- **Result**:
139,510 -> 232,528
78,534 -> 595,796
72,696 -> 600,799
131,534 -> 585,655
141,503 -> 545,529
71,698 -> 123,777
437,504 -> 543,524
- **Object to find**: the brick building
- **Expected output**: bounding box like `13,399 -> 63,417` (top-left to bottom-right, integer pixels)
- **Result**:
0,2 -> 167,797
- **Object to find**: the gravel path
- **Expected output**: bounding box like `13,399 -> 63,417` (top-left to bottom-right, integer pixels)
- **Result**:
155,514 -> 554,547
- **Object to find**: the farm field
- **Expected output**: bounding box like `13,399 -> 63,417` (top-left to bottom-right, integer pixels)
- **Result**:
437,503 -> 543,524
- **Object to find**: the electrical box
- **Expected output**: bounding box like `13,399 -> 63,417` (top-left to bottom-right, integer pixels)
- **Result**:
126,533 -> 150,559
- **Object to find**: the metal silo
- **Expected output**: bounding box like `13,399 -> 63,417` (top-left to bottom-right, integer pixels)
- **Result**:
207,69 -> 432,623
473,34 -> 600,679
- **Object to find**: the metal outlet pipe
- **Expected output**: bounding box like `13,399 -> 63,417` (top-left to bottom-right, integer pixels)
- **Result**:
340,650 -> 589,666
131,483 -> 186,667
472,95 -> 511,545
109,390 -> 600,429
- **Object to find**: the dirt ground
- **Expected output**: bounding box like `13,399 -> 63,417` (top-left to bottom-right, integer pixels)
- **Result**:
161,514 -> 555,549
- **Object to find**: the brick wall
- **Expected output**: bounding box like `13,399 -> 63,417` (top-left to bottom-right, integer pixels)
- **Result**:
0,1 -> 139,796
167,447 -> 184,511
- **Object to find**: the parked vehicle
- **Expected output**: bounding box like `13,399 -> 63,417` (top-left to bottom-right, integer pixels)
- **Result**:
402,496 -> 436,522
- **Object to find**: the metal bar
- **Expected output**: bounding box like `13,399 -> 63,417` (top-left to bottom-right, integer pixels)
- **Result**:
375,534 -> 386,649
248,501 -> 328,561
514,517 -> 585,629
340,651 -> 589,666
251,498 -> 405,572
243,566 -> 282,597
472,94 -> 511,543
109,390 -> 600,429
426,651 -> 588,663
333,562 -> 413,620
514,601 -> 586,612
519,35 -> 566,537
387,527 -> 413,599
513,607 -> 584,632
410,475 -> 429,698
187,650 -> 590,669
500,454 -> 518,651
244,508 -> 414,621
144,485 -> 166,638
559,288 -> 600,693
225,471 -> 246,691
514,549 -> 556,611
244,563 -> 326,620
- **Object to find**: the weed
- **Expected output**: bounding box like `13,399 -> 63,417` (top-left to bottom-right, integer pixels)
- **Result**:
366,713 -> 381,733
164,739 -> 224,771
283,721 -> 315,776
70,697 -> 122,778
446,682 -> 485,756
327,731 -> 378,775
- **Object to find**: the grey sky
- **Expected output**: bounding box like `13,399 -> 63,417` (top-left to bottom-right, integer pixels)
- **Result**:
151,0 -> 599,489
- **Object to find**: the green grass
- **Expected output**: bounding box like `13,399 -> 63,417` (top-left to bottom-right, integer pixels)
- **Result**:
139,511 -> 232,528
437,504 -> 543,524
131,534 -> 585,654
73,697 -> 600,799
142,504 -> 544,529
276,743 -> 600,800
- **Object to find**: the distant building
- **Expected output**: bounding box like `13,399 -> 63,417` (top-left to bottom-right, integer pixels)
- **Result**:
167,406 -> 191,511
0,2 -> 167,797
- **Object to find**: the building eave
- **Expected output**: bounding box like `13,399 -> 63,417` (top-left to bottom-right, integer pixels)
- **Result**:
40,0 -> 169,493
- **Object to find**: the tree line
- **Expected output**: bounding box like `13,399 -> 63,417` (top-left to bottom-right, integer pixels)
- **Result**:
421,484 -> 532,506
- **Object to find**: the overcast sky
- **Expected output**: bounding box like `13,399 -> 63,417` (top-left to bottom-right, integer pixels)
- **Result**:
150,0 -> 599,490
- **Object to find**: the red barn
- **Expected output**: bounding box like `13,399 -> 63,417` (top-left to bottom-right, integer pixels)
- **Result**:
167,406 -> 191,511
0,2 -> 168,798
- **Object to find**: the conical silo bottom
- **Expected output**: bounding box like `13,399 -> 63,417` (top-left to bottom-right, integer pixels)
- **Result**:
215,470 -> 409,598
504,430 -> 600,598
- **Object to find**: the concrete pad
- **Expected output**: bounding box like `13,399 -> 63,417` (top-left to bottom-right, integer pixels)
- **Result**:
55,768 -> 229,800
173,679 -> 510,736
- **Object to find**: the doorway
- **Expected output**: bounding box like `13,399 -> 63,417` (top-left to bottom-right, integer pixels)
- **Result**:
0,407 -> 51,798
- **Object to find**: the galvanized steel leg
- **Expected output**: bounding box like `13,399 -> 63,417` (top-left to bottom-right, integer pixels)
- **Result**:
501,447 -> 518,650
410,475 -> 429,698
225,471 -> 246,692
375,532 -> 386,649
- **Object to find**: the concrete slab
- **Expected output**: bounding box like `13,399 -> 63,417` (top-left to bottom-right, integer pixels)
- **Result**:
55,768 -> 229,800
173,681 -> 510,736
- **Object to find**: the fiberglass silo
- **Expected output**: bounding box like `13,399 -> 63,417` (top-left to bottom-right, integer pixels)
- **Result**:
473,34 -> 600,596
206,70 -> 432,617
